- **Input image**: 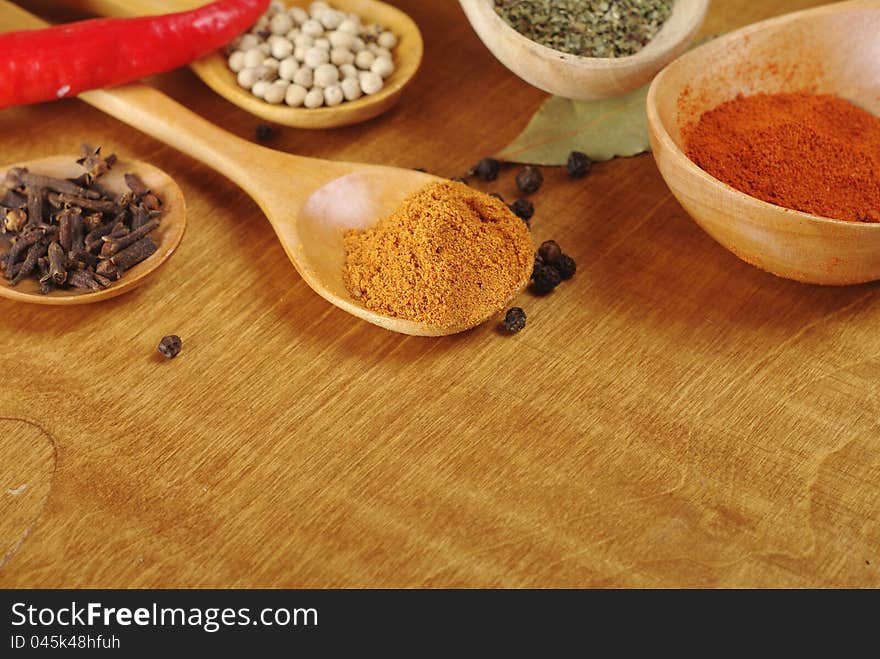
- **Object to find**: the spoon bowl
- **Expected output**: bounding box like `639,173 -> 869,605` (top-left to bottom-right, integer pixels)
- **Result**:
647,0 -> 880,285
0,156 -> 185,305
56,0 -> 424,129
459,0 -> 709,100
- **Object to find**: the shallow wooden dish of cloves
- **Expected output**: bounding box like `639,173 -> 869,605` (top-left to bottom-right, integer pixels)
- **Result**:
647,0 -> 880,285
0,156 -> 185,305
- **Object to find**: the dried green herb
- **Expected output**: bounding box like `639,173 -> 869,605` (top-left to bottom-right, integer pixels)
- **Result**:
496,84 -> 652,165
494,0 -> 674,58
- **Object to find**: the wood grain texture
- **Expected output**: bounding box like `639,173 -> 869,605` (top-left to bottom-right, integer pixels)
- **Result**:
1,0 -> 878,588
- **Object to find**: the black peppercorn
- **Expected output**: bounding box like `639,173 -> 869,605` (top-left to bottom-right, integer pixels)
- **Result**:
470,158 -> 501,181
502,307 -> 527,333
532,265 -> 561,295
531,253 -> 544,280
537,240 -> 562,265
254,124 -> 274,142
509,198 -> 534,221
567,151 -> 592,179
554,254 -> 577,280
158,335 -> 182,359
516,166 -> 543,194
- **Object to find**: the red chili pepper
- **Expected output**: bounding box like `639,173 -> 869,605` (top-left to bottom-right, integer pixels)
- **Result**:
0,0 -> 270,109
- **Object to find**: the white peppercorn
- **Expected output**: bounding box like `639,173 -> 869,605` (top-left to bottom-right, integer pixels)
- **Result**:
314,37 -> 331,50
285,83 -> 308,107
262,57 -> 280,74
371,56 -> 394,79
293,67 -> 313,88
324,84 -> 344,106
359,71 -> 383,95
270,38 -> 293,60
304,47 -> 329,68
339,63 -> 358,79
341,76 -> 362,101
242,47 -> 264,69
301,19 -> 324,37
278,56 -> 299,81
338,18 -> 359,35
372,46 -> 392,60
351,37 -> 366,52
304,87 -> 324,108
293,46 -> 308,62
331,48 -> 354,66
354,50 -> 375,70
288,6 -> 309,24
293,33 -> 314,47
264,80 -> 288,104
237,33 -> 260,52
228,50 -> 246,73
251,79 -> 272,99
269,12 -> 293,35
237,68 -> 260,89
378,31 -> 398,50
321,9 -> 344,30
314,63 -> 340,87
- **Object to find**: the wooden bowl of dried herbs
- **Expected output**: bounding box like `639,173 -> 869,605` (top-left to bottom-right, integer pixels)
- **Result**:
459,0 -> 709,100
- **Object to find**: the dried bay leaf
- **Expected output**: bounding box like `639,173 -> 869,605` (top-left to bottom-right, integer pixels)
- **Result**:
495,84 -> 651,166
497,37 -> 716,166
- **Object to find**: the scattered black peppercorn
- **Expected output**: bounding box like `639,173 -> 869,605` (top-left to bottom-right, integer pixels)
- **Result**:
158,335 -> 182,359
255,124 -> 274,142
502,307 -> 527,333
532,265 -> 561,295
554,253 -> 577,280
450,176 -> 469,185
489,192 -> 504,202
470,158 -> 501,182
567,151 -> 592,179
538,240 -> 562,265
516,165 -> 544,194
509,198 -> 534,222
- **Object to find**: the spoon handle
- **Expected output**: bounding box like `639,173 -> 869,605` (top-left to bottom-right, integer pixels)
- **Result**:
80,84 -> 281,199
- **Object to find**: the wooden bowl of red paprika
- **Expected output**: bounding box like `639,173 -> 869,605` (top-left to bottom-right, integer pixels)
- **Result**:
647,0 -> 880,285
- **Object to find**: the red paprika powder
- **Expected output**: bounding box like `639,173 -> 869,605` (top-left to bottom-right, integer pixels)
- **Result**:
685,92 -> 880,223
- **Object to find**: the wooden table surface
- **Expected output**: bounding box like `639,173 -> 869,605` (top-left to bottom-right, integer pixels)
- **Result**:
2,0 -> 877,589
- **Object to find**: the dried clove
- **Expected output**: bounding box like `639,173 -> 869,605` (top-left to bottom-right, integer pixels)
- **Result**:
100,219 -> 161,257
10,241 -> 48,286
110,236 -> 158,272
47,241 -> 67,284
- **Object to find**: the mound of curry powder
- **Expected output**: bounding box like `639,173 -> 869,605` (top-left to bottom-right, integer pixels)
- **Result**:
343,181 -> 533,329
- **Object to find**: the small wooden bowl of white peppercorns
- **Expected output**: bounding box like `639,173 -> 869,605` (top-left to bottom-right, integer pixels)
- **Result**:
198,0 -> 423,129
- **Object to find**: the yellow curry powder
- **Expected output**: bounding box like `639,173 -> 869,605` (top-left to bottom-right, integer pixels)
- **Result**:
343,181 -> 533,328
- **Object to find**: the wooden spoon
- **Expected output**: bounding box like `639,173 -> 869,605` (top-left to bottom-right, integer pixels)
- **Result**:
459,0 -> 709,100
55,0 -> 424,129
647,0 -> 880,285
0,156 -> 185,305
0,0 -> 529,335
